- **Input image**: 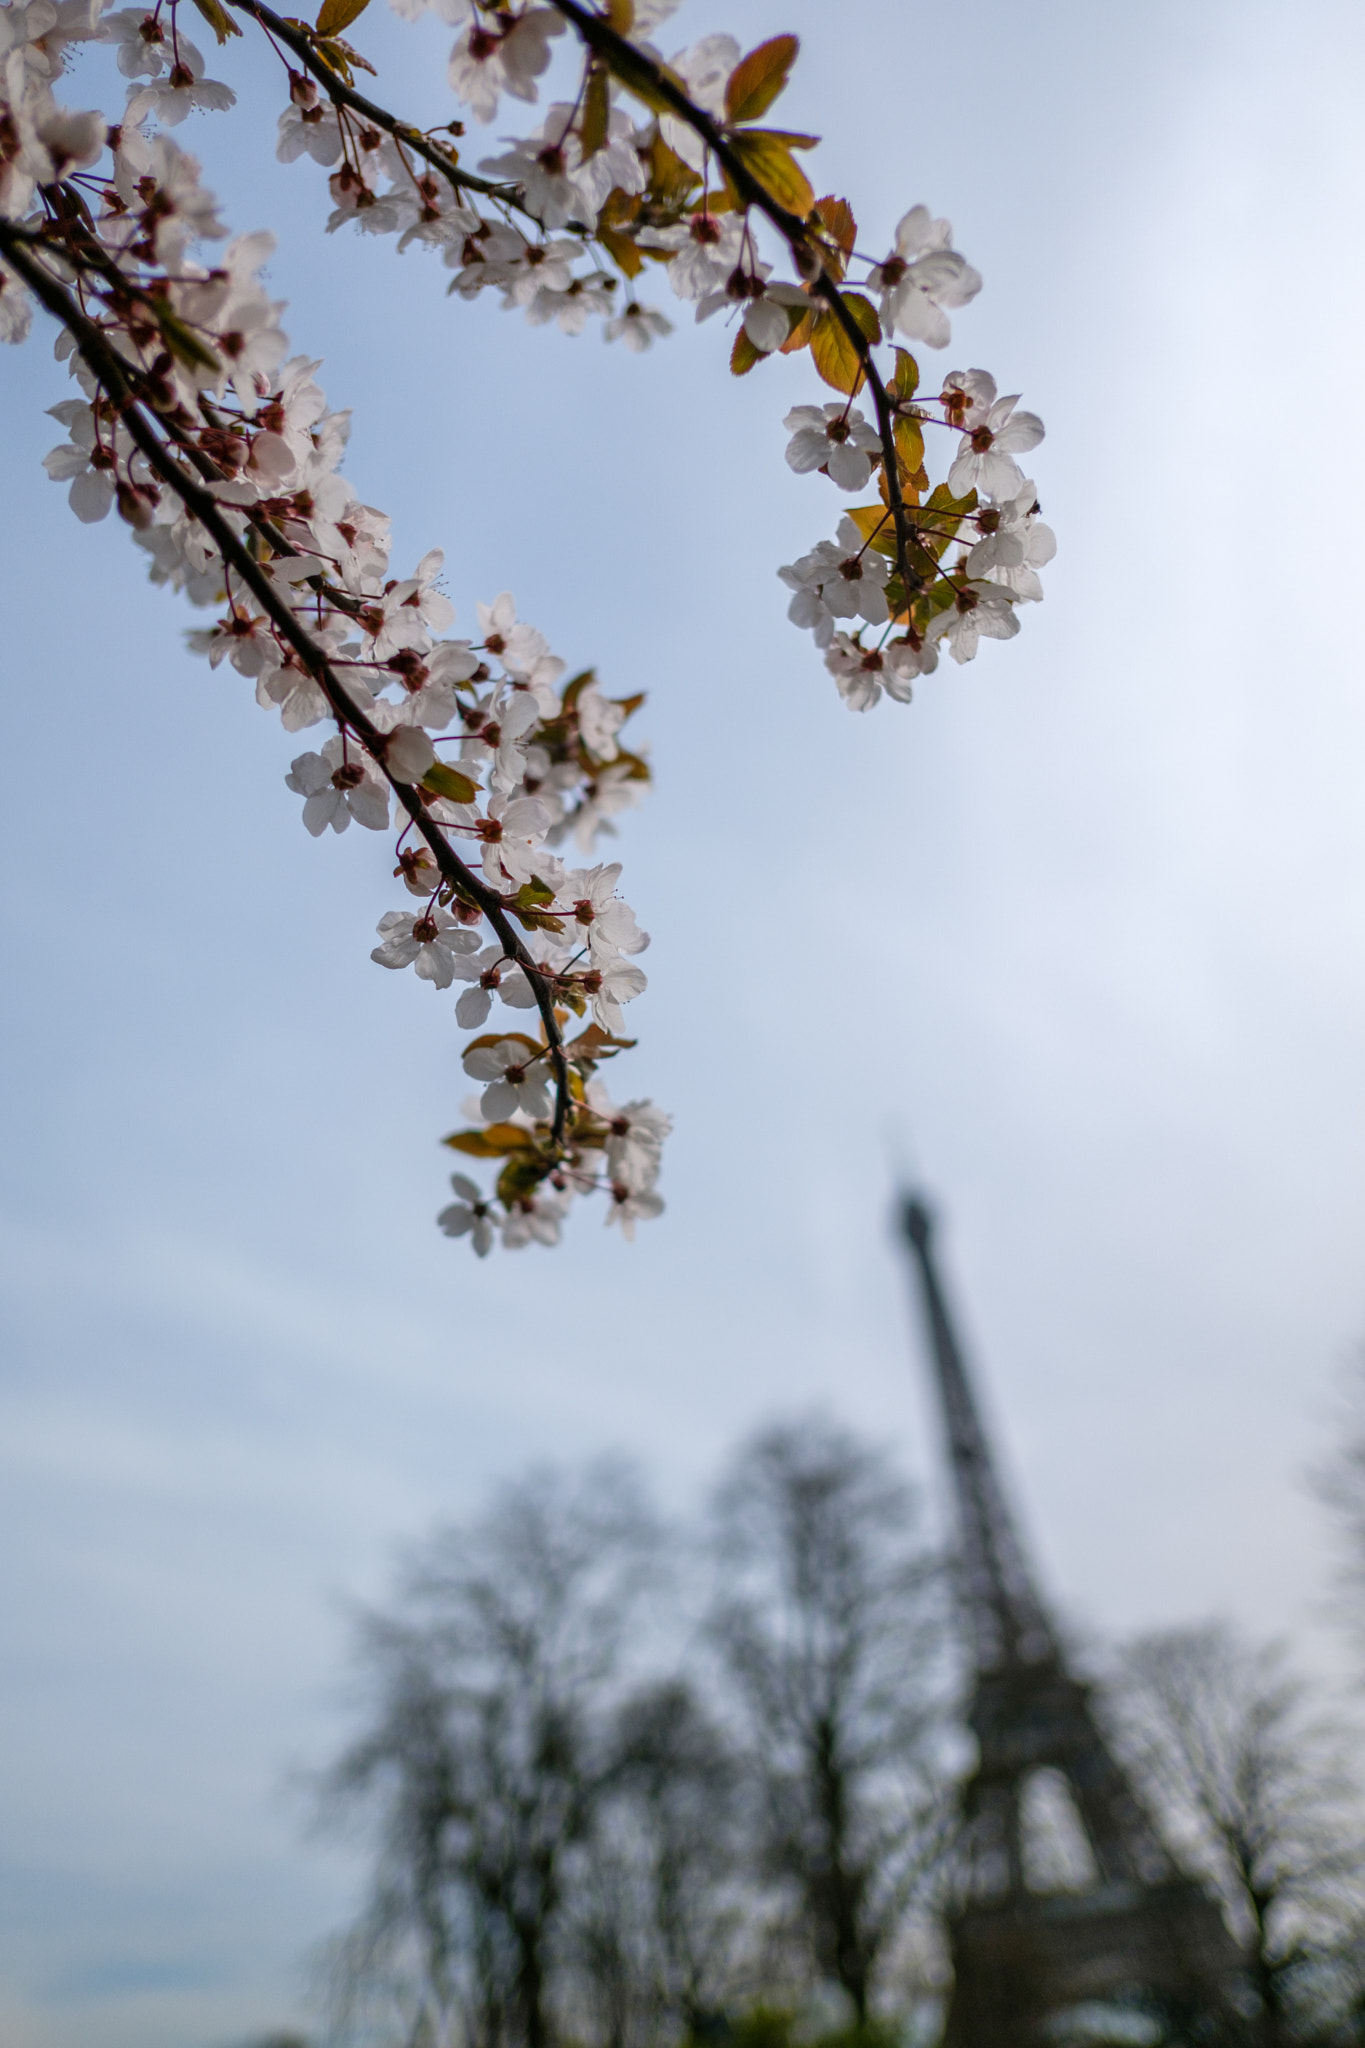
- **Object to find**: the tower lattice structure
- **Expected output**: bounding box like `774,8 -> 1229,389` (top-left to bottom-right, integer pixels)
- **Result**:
898,1194 -> 1248,2047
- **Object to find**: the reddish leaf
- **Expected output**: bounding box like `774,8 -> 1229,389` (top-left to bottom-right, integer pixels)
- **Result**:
724,33 -> 799,124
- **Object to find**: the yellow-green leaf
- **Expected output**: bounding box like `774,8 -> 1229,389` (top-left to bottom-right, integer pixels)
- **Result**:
844,503 -> 898,560
809,290 -> 879,395
730,326 -> 763,375
155,307 -> 221,374
514,877 -> 556,910
894,414 -> 924,477
926,481 -> 978,521
186,0 -> 242,42
780,305 -> 816,355
422,761 -> 479,805
604,0 -> 634,29
595,223 -> 644,278
724,33 -> 799,124
891,347 -> 920,400
580,60 -> 610,160
644,133 -> 700,207
754,129 -> 819,150
497,1155 -> 552,1206
728,129 -> 815,218
311,33 -> 375,79
316,0 -> 369,37
443,1123 -> 538,1158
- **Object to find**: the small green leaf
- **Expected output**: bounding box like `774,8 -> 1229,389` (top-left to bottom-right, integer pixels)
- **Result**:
315,0 -> 370,37
730,327 -> 763,375
643,134 -> 701,209
596,223 -> 644,277
727,129 -> 816,218
422,761 -> 479,805
514,877 -> 556,910
844,503 -> 897,560
894,414 -> 924,477
891,348 -> 920,400
155,307 -> 221,374
443,1123 -> 538,1158
497,1155 -> 553,1206
580,60 -> 610,160
186,0 -> 242,42
724,33 -> 799,124
510,905 -> 566,934
926,481 -> 979,521
310,33 -> 375,81
809,290 -> 880,396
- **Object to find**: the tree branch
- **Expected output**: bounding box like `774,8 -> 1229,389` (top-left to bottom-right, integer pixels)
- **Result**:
0,219 -> 574,1151
225,0 -> 922,605
544,0 -> 919,599
224,0 -> 544,219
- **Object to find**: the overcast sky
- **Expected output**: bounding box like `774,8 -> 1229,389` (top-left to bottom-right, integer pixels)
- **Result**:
3,0 -> 1365,2041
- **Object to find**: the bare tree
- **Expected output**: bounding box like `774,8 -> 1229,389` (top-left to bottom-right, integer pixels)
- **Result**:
1109,1622 -> 1365,2046
318,1461 -> 661,2048
566,1680 -> 748,2048
706,1416 -> 952,2025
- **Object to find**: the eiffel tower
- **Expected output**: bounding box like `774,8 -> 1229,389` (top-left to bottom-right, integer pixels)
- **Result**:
898,1194 -> 1248,2046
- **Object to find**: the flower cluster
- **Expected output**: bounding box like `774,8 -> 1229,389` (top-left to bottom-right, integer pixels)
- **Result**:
1,0 -> 1054,1247
255,0 -> 1054,705
1,6 -> 665,1249
778,361 -> 1053,711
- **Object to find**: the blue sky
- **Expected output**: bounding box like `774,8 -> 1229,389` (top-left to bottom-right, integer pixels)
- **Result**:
2,0 -> 1365,2040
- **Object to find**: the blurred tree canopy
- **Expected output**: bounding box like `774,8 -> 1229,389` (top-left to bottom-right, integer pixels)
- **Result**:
314,1420 -> 1365,2048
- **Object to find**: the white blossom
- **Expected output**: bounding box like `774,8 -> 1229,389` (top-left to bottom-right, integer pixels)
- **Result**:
784,402 -> 882,491
462,1036 -> 553,1121
372,907 -> 480,987
868,204 -> 981,350
286,735 -> 390,834
947,393 -> 1046,502
437,1172 -> 496,1255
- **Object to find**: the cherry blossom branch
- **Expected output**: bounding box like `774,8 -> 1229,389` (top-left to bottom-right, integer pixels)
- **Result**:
222,0 -> 540,212
2,0 -> 1045,1242
545,0 -> 919,590
0,215 -> 575,1149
